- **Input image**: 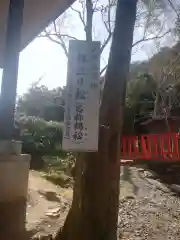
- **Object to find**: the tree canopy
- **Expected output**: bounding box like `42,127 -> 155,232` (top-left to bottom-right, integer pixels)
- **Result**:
17,83 -> 65,122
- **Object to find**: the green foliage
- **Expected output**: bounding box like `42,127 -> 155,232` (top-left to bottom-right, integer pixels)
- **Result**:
124,72 -> 156,134
125,40 -> 180,136
16,83 -> 67,169
122,106 -> 136,135
127,73 -> 156,106
17,84 -> 65,122
126,73 -> 156,112
20,116 -> 66,162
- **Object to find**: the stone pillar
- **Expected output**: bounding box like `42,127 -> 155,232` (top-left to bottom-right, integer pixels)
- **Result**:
0,1 -> 29,237
0,141 -> 30,239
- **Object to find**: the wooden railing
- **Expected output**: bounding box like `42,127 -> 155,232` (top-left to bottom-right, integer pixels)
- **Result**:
121,133 -> 180,162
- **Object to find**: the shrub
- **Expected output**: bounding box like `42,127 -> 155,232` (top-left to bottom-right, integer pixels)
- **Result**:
19,116 -> 66,169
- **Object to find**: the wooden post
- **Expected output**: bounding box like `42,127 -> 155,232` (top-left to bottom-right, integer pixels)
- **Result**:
0,0 -> 24,140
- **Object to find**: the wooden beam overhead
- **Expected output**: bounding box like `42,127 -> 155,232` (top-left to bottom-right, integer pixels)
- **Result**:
0,0 -> 74,68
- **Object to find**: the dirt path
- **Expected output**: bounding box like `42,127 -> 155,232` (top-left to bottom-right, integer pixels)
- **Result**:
27,171 -> 72,238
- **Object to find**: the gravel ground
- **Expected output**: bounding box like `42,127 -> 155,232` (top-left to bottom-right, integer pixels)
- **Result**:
118,167 -> 180,240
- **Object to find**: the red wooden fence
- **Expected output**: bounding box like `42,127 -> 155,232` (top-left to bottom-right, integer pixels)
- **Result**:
121,133 -> 180,162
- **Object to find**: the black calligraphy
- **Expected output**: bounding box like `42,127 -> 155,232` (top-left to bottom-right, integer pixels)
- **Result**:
77,78 -> 84,86
73,131 -> 83,141
90,83 -> 98,89
75,88 -> 86,100
73,103 -> 84,141
78,54 -> 88,63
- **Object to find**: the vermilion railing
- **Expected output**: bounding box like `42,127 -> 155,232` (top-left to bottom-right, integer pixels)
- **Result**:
121,133 -> 180,162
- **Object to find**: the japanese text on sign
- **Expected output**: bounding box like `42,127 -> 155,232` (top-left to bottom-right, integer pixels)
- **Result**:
62,40 -> 100,152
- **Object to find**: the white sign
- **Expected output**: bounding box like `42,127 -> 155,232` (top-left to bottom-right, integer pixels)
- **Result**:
62,40 -> 100,152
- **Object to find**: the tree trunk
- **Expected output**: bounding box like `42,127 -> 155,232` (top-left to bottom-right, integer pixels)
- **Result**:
55,0 -> 137,239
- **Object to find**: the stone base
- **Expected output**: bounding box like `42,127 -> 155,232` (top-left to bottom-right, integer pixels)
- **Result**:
0,198 -> 27,238
0,154 -> 30,239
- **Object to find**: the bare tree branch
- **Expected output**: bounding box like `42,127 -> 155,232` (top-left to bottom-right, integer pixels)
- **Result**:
40,0 -> 115,62
92,0 -> 99,12
100,33 -> 112,54
56,35 -> 69,57
100,0 -> 114,54
53,21 -> 69,57
167,0 -> 180,20
41,29 -> 68,57
79,0 -> 86,23
40,33 -> 78,40
70,6 -> 86,29
53,21 -> 58,34
41,30 -> 62,45
132,30 -> 170,47
40,19 -> 79,57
